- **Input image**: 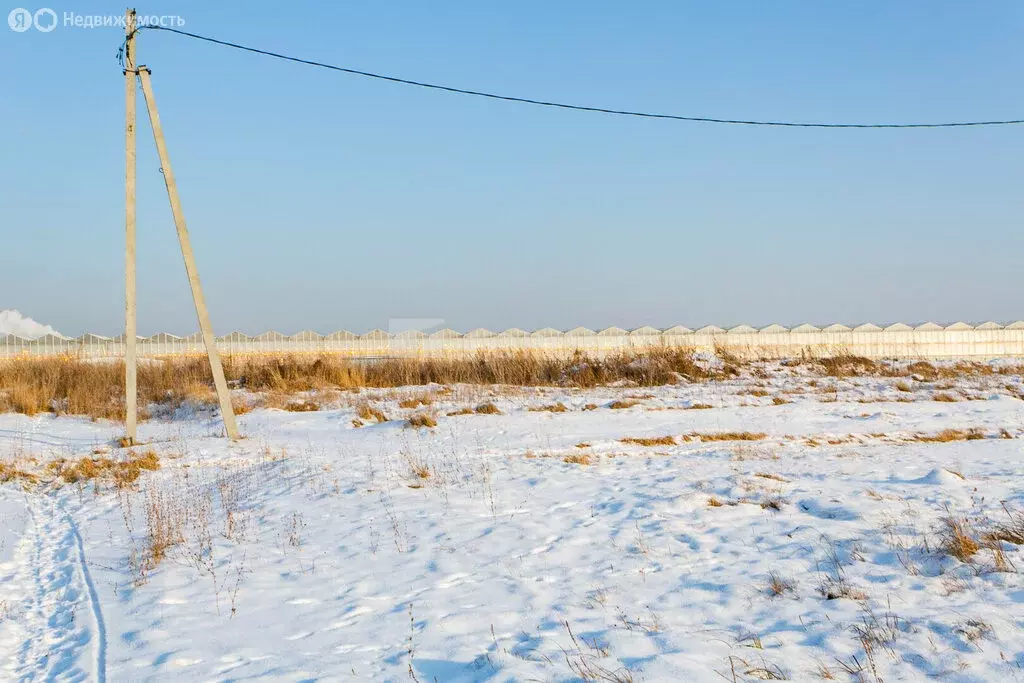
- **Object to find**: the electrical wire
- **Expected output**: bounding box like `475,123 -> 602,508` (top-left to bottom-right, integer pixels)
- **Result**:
120,25 -> 1024,129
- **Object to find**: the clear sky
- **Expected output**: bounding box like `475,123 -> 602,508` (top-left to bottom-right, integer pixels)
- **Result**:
2,2 -> 1022,336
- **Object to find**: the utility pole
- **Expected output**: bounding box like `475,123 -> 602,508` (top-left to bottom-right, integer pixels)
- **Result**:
124,7 -> 138,444
136,66 -> 241,440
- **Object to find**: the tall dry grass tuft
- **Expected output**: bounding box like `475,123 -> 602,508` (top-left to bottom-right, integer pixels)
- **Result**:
940,517 -> 980,563
984,506 -> 1024,546
143,484 -> 185,573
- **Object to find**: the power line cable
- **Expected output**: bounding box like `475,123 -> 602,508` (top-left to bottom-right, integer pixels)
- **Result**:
120,25 -> 1024,129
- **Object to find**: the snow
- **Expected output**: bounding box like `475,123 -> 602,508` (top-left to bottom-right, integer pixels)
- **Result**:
0,310 -> 62,339
0,496 -> 27,565
0,368 -> 1023,681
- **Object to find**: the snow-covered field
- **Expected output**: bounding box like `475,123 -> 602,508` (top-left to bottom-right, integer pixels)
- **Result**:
1,363 -> 1023,681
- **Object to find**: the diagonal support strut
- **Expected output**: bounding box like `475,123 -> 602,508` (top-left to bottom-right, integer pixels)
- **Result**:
136,65 -> 240,440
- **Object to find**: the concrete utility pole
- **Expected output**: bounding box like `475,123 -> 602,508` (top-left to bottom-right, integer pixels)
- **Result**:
124,7 -> 138,444
136,66 -> 241,440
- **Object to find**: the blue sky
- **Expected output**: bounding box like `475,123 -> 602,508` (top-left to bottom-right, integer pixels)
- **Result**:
2,2 -> 1022,336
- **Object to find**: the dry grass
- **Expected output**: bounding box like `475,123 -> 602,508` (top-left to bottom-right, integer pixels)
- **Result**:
0,461 -> 38,485
7,351 -> 1020,424
686,403 -> 714,410
619,435 -> 676,447
771,396 -> 791,406
721,656 -> 787,681
406,414 -> 437,429
766,571 -> 795,597
814,661 -> 837,680
755,472 -> 788,482
0,347 -> 727,421
988,540 -> 1013,572
447,402 -> 502,416
286,347 -> 721,388
688,431 -> 767,442
563,453 -> 593,465
954,619 -> 993,644
47,449 -> 160,488
398,393 -> 433,409
230,396 -> 254,415
906,361 -> 939,380
0,358 -> 195,420
984,507 -> 1024,546
914,428 -> 985,443
818,355 -> 879,378
530,402 -> 568,413
707,496 -> 725,507
818,543 -> 868,602
939,517 -> 980,562
562,621 -> 634,682
808,355 -> 999,382
608,400 -> 640,410
844,608 -> 909,680
141,484 -> 183,574
281,398 -> 320,412
933,392 -> 958,403
356,402 -> 388,423
821,581 -> 868,601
